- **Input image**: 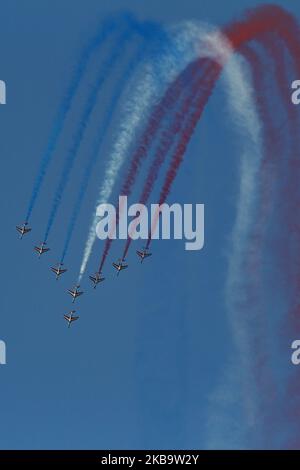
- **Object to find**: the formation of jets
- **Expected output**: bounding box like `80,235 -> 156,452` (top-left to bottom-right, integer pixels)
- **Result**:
16,222 -> 152,327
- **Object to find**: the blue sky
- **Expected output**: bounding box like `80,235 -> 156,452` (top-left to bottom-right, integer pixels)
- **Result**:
0,0 -> 299,450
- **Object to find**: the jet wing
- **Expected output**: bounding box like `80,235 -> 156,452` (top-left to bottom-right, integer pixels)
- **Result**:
136,251 -> 143,258
64,315 -> 70,321
112,263 -> 119,270
16,226 -> 22,234
89,276 -> 96,282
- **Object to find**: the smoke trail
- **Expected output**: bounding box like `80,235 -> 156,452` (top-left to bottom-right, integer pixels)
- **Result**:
43,27 -> 134,242
97,59 -> 212,273
25,13 -> 132,222
122,59 -> 214,259
134,30 -> 262,444
148,6 -> 300,446
78,23 -> 216,281
81,40 -> 194,276
146,63 -> 221,246
59,38 -> 149,263
223,5 -> 300,448
143,43 -> 263,447
78,32 -> 173,283
206,8 -> 300,447
96,22 -> 243,270
77,60 -> 157,281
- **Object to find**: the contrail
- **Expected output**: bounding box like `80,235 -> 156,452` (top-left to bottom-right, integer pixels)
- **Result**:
43,26 -> 134,243
133,6 -> 300,446
78,26 -> 195,280
24,13 -> 132,223
213,48 -> 263,448
195,8 -> 300,447
146,61 -> 221,247
122,59 -> 214,259
59,37 -> 150,264
96,26 -> 227,273
222,5 -> 300,448
97,62 -> 206,273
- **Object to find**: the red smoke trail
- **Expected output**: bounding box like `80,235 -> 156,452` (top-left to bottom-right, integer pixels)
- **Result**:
146,65 -> 221,248
231,42 -> 287,447
144,6 -> 300,446
239,16 -> 300,449
239,21 -> 300,447
145,4 -> 300,245
228,16 -> 300,447
122,60 -> 217,259
98,59 -> 209,272
100,4 -> 300,270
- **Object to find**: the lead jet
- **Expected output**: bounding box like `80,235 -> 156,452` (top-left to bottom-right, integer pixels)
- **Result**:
63,310 -> 79,328
112,258 -> 128,276
89,271 -> 105,288
51,262 -> 67,280
16,222 -> 31,239
34,242 -> 50,258
67,285 -> 83,303
136,247 -> 152,263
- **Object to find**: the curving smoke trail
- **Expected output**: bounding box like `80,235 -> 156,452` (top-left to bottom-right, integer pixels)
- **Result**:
77,59 -> 158,281
77,25 -> 172,281
122,59 -> 214,259
228,39 -> 296,448
43,26 -> 134,243
146,63 -> 221,246
79,33 -> 188,278
59,37 -> 150,264
25,13 -> 132,223
97,60 -> 207,273
138,5 -> 300,447
219,6 -> 300,448
78,23 -> 218,281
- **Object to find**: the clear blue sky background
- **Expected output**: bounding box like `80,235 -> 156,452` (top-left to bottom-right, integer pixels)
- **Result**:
0,0 -> 298,450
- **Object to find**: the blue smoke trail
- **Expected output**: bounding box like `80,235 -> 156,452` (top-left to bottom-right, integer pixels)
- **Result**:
43,27 -> 134,242
25,12 -> 134,222
60,45 -> 145,262
60,22 -> 169,263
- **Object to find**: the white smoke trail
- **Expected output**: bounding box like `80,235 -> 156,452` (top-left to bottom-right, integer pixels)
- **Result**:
77,19 -> 263,445
191,29 -> 263,447
78,26 -> 217,281
165,25 -> 263,445
78,60 -> 156,281
146,21 -> 263,446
